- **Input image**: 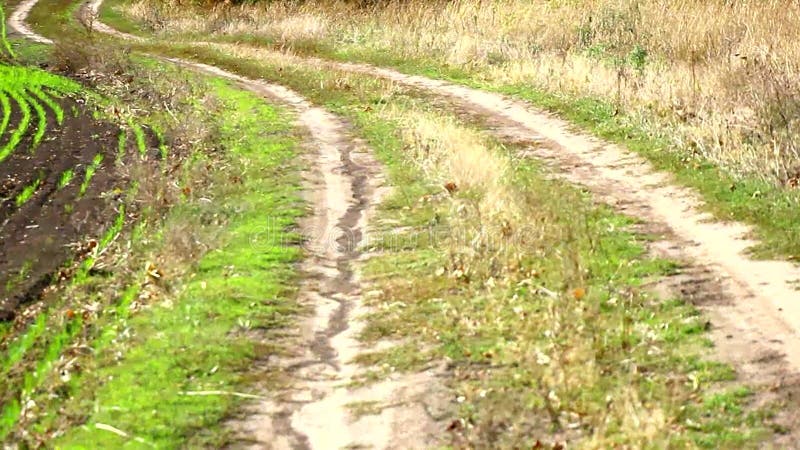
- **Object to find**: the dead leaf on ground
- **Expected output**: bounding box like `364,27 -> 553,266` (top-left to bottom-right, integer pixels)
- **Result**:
145,261 -> 163,279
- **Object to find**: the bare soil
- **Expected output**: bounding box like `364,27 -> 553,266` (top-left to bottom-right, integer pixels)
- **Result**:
0,100 -> 123,321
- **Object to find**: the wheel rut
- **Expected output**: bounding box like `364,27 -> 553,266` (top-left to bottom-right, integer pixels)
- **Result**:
185,42 -> 800,439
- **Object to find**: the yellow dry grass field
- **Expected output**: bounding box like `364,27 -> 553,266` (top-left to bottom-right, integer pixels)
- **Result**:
127,0 -> 800,183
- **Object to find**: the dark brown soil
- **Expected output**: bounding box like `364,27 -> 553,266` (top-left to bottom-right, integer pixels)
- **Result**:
0,99 -> 139,321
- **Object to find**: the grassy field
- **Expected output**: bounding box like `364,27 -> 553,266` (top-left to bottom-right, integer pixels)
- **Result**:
101,0 -> 800,261
49,76 -> 304,449
124,41 -> 777,447
0,4 -> 306,445
3,0 -> 796,447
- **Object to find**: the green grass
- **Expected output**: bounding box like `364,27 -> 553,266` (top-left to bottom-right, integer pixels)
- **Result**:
0,4 -> 16,59
125,42 -> 774,447
52,77 -> 304,449
98,0 -> 148,36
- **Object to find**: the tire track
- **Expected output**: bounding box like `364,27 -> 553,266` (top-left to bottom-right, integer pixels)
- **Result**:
306,56 -> 800,439
9,2 -> 444,448
248,50 -> 800,368
105,31 -> 800,438
175,39 -> 800,394
17,0 -> 800,443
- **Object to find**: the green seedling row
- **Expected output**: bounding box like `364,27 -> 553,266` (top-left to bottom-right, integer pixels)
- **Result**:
116,129 -> 127,162
0,90 -> 10,137
3,261 -> 33,295
0,314 -> 48,380
153,125 -> 168,159
78,154 -> 104,197
21,92 -> 47,149
15,175 -> 42,207
29,87 -> 65,125
0,316 -> 83,439
0,65 -> 81,162
0,205 -> 129,440
0,89 -> 32,163
57,169 -> 74,190
131,121 -> 147,156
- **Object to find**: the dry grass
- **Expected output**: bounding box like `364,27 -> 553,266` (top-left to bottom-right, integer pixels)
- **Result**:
359,101 -> 738,447
89,27 -> 772,446
122,0 -> 800,183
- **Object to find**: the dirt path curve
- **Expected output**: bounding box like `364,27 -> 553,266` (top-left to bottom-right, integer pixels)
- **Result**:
8,0 -> 52,44
307,58 -> 800,430
9,2 -> 445,448
185,41 -> 800,432
295,57 -> 800,357
84,0 -> 140,41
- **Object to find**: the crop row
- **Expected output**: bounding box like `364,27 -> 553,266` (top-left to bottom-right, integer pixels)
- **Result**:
0,65 -> 81,163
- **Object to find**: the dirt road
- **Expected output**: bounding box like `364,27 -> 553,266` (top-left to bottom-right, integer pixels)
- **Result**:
10,0 -> 800,446
10,3 -> 446,448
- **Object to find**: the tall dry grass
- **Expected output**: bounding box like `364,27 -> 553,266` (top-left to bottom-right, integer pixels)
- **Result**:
365,97 -> 692,447
123,0 -> 800,182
